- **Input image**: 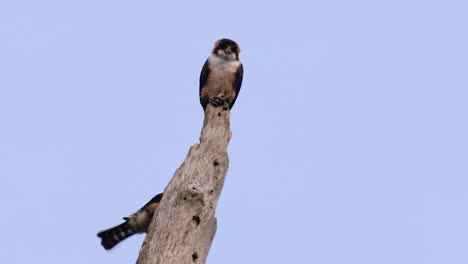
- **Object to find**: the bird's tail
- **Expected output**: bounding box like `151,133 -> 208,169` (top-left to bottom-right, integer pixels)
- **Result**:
97,222 -> 137,250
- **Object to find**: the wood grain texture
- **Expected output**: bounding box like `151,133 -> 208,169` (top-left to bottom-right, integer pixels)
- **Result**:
136,104 -> 232,264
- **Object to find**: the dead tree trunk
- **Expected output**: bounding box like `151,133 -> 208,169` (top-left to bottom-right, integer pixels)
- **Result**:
136,104 -> 232,264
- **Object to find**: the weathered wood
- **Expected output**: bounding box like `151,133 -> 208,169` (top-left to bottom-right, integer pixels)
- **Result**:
136,104 -> 232,264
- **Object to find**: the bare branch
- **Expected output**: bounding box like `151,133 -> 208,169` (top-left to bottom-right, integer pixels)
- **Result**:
136,104 -> 232,264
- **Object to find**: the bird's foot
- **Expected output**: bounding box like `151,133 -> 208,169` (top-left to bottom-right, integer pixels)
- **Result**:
222,101 -> 230,110
209,96 -> 228,109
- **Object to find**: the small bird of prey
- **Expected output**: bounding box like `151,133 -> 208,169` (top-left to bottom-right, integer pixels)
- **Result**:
97,193 -> 163,250
199,38 -> 243,110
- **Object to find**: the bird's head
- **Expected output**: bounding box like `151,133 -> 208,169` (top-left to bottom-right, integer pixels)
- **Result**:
212,38 -> 241,61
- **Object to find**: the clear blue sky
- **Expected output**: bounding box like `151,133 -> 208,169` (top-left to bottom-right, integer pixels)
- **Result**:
1,1 -> 467,263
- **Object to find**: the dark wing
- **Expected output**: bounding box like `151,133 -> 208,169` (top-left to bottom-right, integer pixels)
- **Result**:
140,193 -> 163,210
229,63 -> 243,109
199,59 -> 210,108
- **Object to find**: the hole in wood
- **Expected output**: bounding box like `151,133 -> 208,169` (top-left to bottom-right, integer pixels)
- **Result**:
192,252 -> 199,262
217,112 -> 221,117
192,215 -> 201,226
209,189 -> 214,195
213,159 -> 219,166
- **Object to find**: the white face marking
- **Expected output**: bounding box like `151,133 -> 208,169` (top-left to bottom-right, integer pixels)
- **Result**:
216,49 -> 226,56
208,54 -> 241,73
215,48 -> 237,60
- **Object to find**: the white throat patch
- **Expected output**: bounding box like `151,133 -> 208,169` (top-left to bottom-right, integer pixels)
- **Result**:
208,54 -> 241,73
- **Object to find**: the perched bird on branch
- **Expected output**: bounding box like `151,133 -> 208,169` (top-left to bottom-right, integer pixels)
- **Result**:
97,193 -> 163,250
199,38 -> 244,110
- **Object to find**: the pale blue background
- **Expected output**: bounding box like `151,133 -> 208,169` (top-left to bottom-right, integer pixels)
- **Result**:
1,1 -> 467,263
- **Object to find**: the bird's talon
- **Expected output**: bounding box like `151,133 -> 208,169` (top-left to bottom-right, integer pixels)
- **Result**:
209,97 -> 225,107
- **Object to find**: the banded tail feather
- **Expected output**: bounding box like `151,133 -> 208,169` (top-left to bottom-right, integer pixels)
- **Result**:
97,193 -> 163,250
97,222 -> 137,250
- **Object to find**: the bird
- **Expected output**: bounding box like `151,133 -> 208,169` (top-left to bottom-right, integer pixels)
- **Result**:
199,38 -> 243,111
97,193 -> 163,250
